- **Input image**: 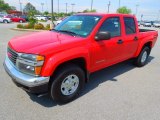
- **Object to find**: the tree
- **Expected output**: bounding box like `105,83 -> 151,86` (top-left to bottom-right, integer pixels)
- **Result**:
44,11 -> 49,15
23,2 -> 36,13
0,0 -> 16,12
117,6 -> 131,14
83,9 -> 97,13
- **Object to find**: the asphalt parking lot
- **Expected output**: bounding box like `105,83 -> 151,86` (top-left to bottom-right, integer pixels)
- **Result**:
0,23 -> 160,120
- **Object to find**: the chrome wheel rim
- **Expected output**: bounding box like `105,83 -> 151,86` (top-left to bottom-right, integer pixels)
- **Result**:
61,74 -> 79,96
141,51 -> 148,63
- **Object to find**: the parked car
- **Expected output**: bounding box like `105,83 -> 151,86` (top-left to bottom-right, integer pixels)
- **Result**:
0,15 -> 12,23
35,15 -> 48,21
153,22 -> 160,28
20,15 -> 29,21
44,15 -> 51,20
4,13 -> 158,103
143,21 -> 152,27
4,15 -> 26,23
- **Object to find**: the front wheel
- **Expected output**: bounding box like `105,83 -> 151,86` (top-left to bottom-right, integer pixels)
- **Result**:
50,64 -> 85,103
134,47 -> 151,67
3,20 -> 8,23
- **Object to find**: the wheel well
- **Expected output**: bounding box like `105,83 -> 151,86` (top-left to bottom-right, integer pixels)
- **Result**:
49,58 -> 88,86
143,42 -> 152,50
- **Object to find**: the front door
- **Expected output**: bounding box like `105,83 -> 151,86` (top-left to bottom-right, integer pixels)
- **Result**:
91,17 -> 126,71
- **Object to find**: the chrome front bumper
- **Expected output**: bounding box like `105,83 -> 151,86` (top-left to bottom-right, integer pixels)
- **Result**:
3,57 -> 50,88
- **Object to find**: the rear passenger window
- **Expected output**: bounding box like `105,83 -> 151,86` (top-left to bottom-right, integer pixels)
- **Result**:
99,17 -> 121,37
124,17 -> 136,34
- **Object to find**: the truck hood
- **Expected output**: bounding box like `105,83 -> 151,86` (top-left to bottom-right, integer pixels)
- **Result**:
9,31 -> 86,55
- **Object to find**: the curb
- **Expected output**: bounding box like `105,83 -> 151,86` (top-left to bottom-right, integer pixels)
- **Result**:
11,28 -> 48,32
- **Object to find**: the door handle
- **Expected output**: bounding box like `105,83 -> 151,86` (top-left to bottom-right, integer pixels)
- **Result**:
134,36 -> 138,41
117,40 -> 124,44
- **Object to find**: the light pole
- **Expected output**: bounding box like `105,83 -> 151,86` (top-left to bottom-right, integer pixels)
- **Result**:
107,1 -> 111,13
19,0 -> 22,14
41,3 -> 44,13
71,4 -> 75,13
65,3 -> 68,14
91,0 -> 93,11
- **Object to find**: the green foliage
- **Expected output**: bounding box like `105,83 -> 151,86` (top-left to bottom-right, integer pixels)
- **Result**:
28,10 -> 37,26
44,11 -> 49,15
83,9 -> 97,13
0,0 -> 16,12
117,6 -> 132,14
34,23 -> 44,30
23,3 -> 36,13
17,24 -> 24,29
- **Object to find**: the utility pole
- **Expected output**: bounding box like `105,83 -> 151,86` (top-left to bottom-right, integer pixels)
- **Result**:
91,0 -> 93,11
71,4 -> 75,13
107,1 -> 111,13
51,0 -> 54,24
57,0 -> 59,14
41,3 -> 44,13
65,3 -> 68,14
136,4 -> 139,16
19,0 -> 22,14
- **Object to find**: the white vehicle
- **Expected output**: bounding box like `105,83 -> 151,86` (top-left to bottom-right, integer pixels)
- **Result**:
35,15 -> 47,21
153,22 -> 160,28
0,15 -> 11,23
143,22 -> 152,27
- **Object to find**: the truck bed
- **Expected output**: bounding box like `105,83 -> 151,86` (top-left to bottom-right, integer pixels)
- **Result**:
139,29 -> 155,32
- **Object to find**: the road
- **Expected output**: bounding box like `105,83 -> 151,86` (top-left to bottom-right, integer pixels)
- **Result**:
0,23 -> 160,120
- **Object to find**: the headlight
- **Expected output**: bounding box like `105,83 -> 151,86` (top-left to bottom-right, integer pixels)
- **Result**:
16,53 -> 45,76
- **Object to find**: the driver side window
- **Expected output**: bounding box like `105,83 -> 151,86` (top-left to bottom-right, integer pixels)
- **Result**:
99,17 -> 121,38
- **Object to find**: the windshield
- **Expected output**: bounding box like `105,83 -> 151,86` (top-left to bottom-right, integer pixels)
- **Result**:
53,15 -> 102,37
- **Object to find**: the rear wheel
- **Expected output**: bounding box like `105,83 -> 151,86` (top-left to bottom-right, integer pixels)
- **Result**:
19,20 -> 23,23
50,64 -> 85,103
134,46 -> 151,67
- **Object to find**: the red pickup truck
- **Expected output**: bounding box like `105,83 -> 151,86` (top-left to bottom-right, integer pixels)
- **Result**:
4,13 -> 158,103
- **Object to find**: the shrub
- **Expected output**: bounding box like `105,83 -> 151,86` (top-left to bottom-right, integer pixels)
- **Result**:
17,24 -> 23,28
34,23 -> 44,30
23,23 -> 34,29
45,24 -> 50,30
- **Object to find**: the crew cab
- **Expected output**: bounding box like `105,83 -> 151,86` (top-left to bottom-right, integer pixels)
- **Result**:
4,13 -> 158,103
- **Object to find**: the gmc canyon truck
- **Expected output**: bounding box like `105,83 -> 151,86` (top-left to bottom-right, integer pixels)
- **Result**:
4,13 -> 158,103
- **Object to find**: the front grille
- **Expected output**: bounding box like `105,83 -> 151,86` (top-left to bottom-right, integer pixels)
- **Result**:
7,47 -> 18,65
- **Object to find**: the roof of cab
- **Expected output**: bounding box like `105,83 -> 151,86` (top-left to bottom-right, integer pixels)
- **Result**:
76,13 -> 135,17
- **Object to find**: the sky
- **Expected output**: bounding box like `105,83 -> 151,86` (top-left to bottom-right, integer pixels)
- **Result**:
4,0 -> 160,20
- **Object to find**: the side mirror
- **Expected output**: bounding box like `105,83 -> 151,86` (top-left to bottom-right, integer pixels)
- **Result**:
95,31 -> 111,41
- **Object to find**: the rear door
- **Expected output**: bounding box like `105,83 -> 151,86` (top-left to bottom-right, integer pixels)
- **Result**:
123,17 -> 139,58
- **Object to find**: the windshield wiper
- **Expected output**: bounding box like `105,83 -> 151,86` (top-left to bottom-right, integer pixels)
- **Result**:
58,30 -> 79,36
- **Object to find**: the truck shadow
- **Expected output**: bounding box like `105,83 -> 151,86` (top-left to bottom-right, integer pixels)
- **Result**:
27,56 -> 154,107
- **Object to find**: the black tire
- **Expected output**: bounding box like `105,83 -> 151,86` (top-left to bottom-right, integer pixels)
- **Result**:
134,46 -> 150,67
50,64 -> 85,103
3,20 -> 8,23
